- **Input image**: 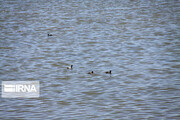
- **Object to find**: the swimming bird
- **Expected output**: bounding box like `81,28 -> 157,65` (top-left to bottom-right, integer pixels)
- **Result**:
67,65 -> 73,69
88,71 -> 93,74
48,34 -> 53,36
105,70 -> 111,74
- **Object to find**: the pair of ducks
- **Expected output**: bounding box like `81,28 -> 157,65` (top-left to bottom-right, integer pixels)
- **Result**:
67,65 -> 112,74
88,70 -> 111,74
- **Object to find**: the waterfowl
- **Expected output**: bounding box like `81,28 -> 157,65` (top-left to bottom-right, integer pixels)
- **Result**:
105,70 -> 111,74
88,71 -> 93,74
48,34 -> 53,36
67,65 -> 73,69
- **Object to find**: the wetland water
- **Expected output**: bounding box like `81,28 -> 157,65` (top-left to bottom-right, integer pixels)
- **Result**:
0,0 -> 180,119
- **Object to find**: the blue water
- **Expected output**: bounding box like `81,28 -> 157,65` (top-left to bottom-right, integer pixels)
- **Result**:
0,0 -> 180,119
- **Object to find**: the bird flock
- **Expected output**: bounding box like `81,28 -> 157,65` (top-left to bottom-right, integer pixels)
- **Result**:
48,34 -> 112,75
67,65 -> 111,75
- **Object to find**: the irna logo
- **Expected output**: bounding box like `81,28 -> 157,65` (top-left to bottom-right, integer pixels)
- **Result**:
2,81 -> 39,98
4,84 -> 37,93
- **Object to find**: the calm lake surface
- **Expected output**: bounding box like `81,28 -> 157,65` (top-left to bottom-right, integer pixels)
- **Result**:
0,0 -> 180,119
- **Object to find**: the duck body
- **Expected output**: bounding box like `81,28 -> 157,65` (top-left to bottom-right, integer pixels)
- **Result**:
88,71 -> 93,74
67,65 -> 73,69
48,34 -> 53,36
105,70 -> 111,74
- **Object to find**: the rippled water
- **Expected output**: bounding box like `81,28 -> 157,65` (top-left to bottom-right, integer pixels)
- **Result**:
0,0 -> 180,119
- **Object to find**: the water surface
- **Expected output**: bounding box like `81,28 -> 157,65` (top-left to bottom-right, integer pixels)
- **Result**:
0,0 -> 180,119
